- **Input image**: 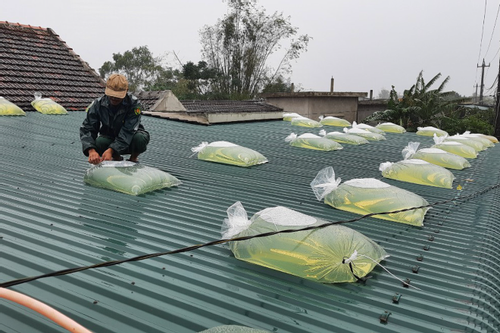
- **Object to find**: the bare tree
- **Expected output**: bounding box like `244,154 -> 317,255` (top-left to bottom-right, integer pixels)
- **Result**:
200,0 -> 310,99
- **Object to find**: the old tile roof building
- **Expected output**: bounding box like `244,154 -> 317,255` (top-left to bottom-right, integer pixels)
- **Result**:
137,90 -> 284,124
0,21 -> 104,111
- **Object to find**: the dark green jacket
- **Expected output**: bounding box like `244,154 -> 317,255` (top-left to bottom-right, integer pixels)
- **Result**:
80,93 -> 148,155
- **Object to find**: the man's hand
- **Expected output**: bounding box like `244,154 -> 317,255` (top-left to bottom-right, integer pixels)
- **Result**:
88,149 -> 101,165
101,148 -> 114,162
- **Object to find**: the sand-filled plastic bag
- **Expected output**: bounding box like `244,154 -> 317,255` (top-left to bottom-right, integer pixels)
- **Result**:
222,202 -> 389,283
475,133 -> 498,143
0,97 -> 25,116
311,167 -> 429,226
84,161 -> 182,195
352,121 -> 385,135
416,126 -> 448,137
283,112 -> 301,121
445,135 -> 485,151
285,133 -> 343,151
290,116 -> 322,128
402,142 -> 470,170
31,93 -> 68,115
192,141 -> 268,167
319,116 -> 351,127
319,130 -> 369,145
379,159 -> 455,189
376,122 -> 406,133
343,127 -> 386,141
460,132 -> 494,149
432,134 -> 477,159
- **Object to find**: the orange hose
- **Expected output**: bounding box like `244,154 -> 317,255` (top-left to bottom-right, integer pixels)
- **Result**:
0,288 -> 92,333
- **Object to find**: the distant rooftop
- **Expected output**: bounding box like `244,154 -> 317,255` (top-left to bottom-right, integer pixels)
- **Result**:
137,90 -> 284,124
262,91 -> 367,98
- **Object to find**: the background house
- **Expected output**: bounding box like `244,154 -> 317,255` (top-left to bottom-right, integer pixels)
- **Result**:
137,90 -> 284,125
262,91 -> 367,123
0,21 -> 104,111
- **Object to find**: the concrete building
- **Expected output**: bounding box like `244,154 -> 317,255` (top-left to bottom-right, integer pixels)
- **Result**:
262,91 -> 367,123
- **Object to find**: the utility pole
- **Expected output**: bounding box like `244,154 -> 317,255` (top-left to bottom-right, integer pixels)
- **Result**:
494,55 -> 500,138
474,84 -> 479,103
477,59 -> 490,104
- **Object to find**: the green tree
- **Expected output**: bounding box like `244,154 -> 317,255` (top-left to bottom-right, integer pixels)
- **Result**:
366,71 -> 468,131
440,106 -> 494,135
200,0 -> 310,99
99,46 -> 176,92
180,61 -> 219,99
261,76 -> 294,94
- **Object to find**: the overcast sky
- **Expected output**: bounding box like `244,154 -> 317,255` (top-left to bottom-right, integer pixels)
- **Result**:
4,0 -> 500,97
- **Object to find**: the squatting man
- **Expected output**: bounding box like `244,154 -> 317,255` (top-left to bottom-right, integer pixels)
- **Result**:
80,74 -> 150,164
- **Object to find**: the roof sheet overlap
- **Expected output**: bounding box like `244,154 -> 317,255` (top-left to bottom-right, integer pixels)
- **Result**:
1,113 -> 499,333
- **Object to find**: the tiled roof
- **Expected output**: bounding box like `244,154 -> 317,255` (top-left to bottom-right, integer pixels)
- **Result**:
0,22 -> 105,111
1,113 -> 500,332
134,90 -> 169,111
180,99 -> 283,113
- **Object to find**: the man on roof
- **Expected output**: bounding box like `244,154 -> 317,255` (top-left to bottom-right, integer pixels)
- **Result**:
80,74 -> 150,165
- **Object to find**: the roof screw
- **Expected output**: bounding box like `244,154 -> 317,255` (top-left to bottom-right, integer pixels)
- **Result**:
392,293 -> 402,304
416,254 -> 424,261
434,229 -> 440,233
403,278 -> 411,288
423,245 -> 431,251
428,235 -> 435,241
379,311 -> 391,323
412,265 -> 420,274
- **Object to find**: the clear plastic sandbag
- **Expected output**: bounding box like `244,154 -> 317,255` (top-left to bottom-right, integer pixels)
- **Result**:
84,161 -> 182,195
474,133 -> 498,143
432,134 -> 477,159
282,112 -> 302,121
285,133 -> 343,151
310,167 -> 429,226
460,132 -> 494,149
375,122 -> 406,133
222,202 -> 388,283
192,141 -> 268,167
402,142 -> 470,170
343,127 -> 386,141
319,115 -> 351,127
319,129 -> 369,145
0,97 -> 25,116
351,121 -> 386,135
290,116 -> 322,128
416,126 -> 448,137
379,159 -> 455,189
31,92 -> 68,115
445,135 -> 485,151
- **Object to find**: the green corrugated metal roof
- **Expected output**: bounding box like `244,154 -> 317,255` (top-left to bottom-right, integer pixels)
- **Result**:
1,113 -> 499,333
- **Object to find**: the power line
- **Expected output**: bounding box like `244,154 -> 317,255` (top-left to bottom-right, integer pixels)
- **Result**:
1,182 -> 499,289
484,2 -> 500,60
486,75 -> 498,93
477,0 -> 488,65
476,0 -> 489,84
